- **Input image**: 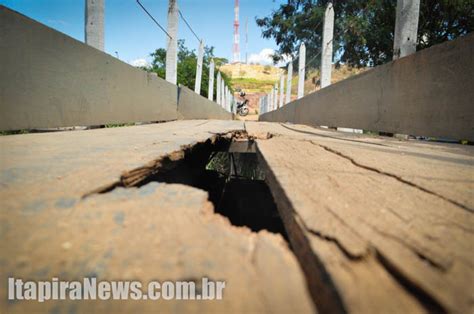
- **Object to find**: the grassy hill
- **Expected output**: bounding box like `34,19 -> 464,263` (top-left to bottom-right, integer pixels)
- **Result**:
221,63 -> 367,97
220,63 -> 283,93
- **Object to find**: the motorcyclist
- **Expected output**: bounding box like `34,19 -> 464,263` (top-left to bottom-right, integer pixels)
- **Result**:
237,91 -> 248,108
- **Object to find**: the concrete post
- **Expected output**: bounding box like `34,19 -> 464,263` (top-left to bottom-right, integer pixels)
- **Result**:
393,0 -> 420,59
274,83 -> 278,109
321,2 -> 334,88
208,59 -> 215,101
268,90 -> 273,111
279,75 -> 285,108
216,72 -> 221,105
195,40 -> 204,94
225,86 -> 229,111
297,43 -> 306,99
85,0 -> 104,51
286,62 -> 293,104
221,80 -> 226,108
166,0 -> 178,84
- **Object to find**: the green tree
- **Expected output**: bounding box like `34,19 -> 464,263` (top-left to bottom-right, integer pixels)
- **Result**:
256,0 -> 473,68
147,40 -> 233,98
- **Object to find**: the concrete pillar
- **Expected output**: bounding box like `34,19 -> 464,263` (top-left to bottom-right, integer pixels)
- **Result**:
321,2 -> 334,88
208,59 -> 215,101
221,80 -> 226,108
232,95 -> 236,114
273,83 -> 278,110
269,90 -> 273,111
195,40 -> 204,94
224,86 -> 229,111
286,62 -> 293,104
85,0 -> 104,51
279,75 -> 285,108
166,0 -> 178,84
216,71 -> 221,104
393,0 -> 420,59
297,43 -> 306,99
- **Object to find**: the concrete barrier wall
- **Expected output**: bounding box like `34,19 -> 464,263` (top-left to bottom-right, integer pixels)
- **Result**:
178,85 -> 232,120
0,6 -> 179,130
260,33 -> 474,140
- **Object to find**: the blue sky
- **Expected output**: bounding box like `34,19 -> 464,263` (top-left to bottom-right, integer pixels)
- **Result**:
1,0 -> 285,65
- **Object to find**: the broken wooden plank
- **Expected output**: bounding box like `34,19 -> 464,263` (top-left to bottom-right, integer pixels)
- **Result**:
0,183 -> 315,313
0,120 -> 242,212
0,120 -> 315,313
248,122 -> 474,313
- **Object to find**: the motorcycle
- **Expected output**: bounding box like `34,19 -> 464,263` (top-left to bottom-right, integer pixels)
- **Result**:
235,92 -> 249,116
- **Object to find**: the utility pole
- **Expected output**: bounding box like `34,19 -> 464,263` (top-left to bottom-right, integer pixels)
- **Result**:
286,62 -> 293,104
85,0 -> 104,51
166,0 -> 178,84
208,60 -> 215,101
297,43 -> 306,99
195,40 -> 204,94
321,2 -> 334,88
393,0 -> 420,59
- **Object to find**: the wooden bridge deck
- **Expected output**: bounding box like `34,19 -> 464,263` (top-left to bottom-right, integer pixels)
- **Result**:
1,120 -> 472,313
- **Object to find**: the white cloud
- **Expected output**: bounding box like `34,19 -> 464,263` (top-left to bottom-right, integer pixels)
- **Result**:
129,58 -> 150,68
248,48 -> 292,67
248,48 -> 276,65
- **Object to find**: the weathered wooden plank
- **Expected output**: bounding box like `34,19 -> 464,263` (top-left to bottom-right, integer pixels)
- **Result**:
0,120 -> 315,313
260,33 -> 474,141
0,120 -> 242,211
248,122 -> 474,313
249,122 -> 474,210
0,6 -> 177,130
0,183 -> 315,313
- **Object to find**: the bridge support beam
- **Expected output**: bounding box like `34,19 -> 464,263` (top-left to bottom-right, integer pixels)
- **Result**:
297,43 -> 306,99
166,0 -> 178,84
393,0 -> 420,59
321,2 -> 334,88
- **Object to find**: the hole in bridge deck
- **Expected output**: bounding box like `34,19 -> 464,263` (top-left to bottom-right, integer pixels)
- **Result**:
136,136 -> 288,238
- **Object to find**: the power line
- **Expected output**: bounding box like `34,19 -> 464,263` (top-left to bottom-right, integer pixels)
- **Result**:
136,0 -> 172,40
178,9 -> 201,42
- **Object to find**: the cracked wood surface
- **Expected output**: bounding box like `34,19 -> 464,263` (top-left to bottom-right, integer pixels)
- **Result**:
1,183 -> 314,313
0,120 -> 315,313
247,122 -> 474,313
